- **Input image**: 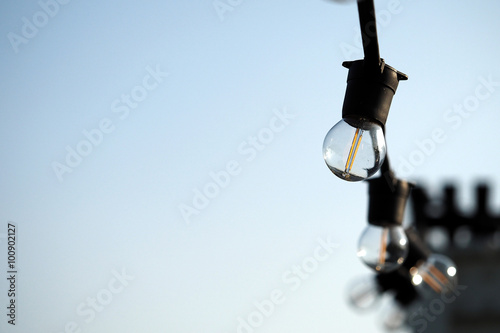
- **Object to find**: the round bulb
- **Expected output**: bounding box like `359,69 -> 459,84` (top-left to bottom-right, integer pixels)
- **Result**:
410,254 -> 457,298
347,275 -> 382,311
357,225 -> 409,272
382,302 -> 408,331
323,119 -> 386,182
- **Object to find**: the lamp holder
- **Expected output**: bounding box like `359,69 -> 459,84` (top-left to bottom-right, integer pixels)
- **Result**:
376,270 -> 418,305
367,176 -> 412,227
342,59 -> 407,127
403,227 -> 431,268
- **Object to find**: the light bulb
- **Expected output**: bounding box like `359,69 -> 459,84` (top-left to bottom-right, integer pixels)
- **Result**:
382,302 -> 408,331
410,254 -> 457,298
357,225 -> 408,272
347,275 -> 382,311
323,118 -> 386,182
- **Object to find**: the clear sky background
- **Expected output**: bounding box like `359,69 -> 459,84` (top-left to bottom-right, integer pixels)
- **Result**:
1,0 -> 500,332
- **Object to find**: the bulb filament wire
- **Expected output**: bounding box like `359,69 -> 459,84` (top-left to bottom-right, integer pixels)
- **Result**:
345,128 -> 363,175
378,228 -> 388,267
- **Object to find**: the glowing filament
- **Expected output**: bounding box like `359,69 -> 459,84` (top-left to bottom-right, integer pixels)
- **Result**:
345,128 -> 363,175
429,265 -> 449,285
419,264 -> 451,294
420,270 -> 442,293
378,228 -> 388,267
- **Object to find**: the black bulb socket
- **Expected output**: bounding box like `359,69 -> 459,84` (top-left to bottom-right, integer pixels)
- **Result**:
342,59 -> 407,128
367,177 -> 413,227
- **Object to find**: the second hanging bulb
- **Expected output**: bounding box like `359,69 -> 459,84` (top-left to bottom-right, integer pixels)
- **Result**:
357,224 -> 409,272
323,118 -> 386,182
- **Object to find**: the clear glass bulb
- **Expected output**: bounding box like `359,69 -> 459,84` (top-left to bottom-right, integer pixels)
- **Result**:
410,254 -> 457,298
347,275 -> 382,311
382,302 -> 408,331
323,118 -> 386,182
357,225 -> 409,272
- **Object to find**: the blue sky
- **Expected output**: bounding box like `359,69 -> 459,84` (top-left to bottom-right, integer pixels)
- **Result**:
1,0 -> 500,332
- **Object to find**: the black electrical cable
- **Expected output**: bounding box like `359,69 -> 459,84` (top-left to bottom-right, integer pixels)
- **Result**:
356,0 -> 381,66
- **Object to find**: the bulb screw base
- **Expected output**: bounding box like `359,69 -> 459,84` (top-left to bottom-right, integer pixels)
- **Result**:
342,59 -> 407,127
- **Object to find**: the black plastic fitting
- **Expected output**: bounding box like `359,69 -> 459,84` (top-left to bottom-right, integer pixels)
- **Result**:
367,176 -> 413,227
342,59 -> 407,127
